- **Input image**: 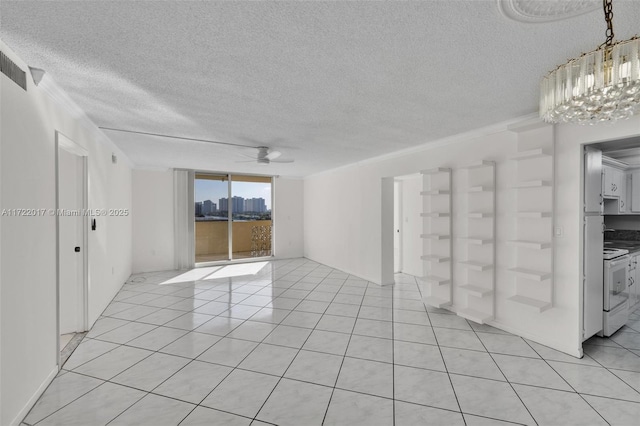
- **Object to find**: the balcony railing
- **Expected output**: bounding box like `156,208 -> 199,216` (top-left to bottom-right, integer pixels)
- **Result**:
195,219 -> 272,263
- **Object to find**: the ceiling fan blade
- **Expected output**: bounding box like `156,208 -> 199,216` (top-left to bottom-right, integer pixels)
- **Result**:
266,150 -> 282,160
270,159 -> 294,163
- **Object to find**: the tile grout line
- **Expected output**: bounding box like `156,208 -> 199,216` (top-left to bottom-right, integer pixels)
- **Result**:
521,339 -> 614,425
320,272 -> 368,425
416,274 -> 467,425
35,264 -> 640,426
43,262 -> 301,425
467,322 -> 539,425
248,266 -> 357,424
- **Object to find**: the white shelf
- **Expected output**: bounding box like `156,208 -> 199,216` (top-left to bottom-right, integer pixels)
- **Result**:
423,296 -> 451,308
462,160 -> 494,170
469,185 -> 494,193
468,212 -> 493,218
423,275 -> 450,286
460,260 -> 493,271
513,180 -> 551,188
421,190 -> 450,195
457,307 -> 494,324
507,295 -> 552,313
509,148 -> 550,160
507,267 -> 552,281
517,211 -> 552,218
507,240 -> 552,249
459,284 -> 493,297
421,234 -> 450,240
421,212 -> 450,218
421,167 -> 450,175
421,255 -> 450,263
460,237 -> 493,245
509,142 -> 554,316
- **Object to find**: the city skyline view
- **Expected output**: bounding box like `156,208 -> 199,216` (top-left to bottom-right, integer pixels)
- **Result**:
195,179 -> 271,210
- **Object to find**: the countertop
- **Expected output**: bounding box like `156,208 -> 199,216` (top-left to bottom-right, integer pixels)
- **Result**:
605,240 -> 640,254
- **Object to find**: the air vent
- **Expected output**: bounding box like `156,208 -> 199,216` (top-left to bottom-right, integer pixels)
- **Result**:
0,51 -> 27,90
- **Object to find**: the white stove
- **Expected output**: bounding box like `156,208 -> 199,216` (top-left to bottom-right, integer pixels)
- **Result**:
602,247 -> 630,337
603,247 -> 629,260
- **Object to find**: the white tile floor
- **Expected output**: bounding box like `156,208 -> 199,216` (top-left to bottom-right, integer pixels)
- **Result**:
23,258 -> 640,425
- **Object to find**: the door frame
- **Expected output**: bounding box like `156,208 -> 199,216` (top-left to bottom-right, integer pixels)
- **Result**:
55,131 -> 89,367
394,179 -> 403,273
193,171 -> 275,266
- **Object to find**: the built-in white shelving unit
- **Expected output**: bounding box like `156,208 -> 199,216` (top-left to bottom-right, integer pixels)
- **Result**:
507,140 -> 554,313
457,160 -> 496,324
421,167 -> 453,308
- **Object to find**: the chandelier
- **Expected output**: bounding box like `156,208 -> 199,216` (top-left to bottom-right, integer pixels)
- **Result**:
540,0 -> 640,124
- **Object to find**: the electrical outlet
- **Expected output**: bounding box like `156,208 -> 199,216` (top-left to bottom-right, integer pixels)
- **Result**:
555,227 -> 563,237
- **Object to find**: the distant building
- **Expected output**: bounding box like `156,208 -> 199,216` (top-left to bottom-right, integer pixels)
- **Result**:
202,200 -> 215,215
218,197 -> 228,212
245,197 -> 266,213
195,201 -> 203,216
232,196 -> 244,213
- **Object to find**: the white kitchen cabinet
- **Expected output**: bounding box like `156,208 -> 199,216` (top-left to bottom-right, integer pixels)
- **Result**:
603,165 -> 623,197
620,173 -> 628,213
602,165 -> 627,214
631,172 -> 640,213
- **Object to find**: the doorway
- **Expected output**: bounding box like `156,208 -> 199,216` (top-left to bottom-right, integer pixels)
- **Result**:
56,132 -> 88,366
581,136 -> 640,353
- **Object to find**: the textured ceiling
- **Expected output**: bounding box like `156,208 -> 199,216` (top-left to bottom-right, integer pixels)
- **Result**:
2,1 -> 639,176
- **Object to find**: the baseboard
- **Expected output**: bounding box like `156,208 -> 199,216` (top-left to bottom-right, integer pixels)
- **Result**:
486,319 -> 582,358
434,303 -> 582,358
11,366 -> 58,426
301,255 -> 378,284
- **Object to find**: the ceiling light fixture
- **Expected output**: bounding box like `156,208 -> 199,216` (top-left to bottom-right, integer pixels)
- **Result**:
540,0 -> 639,124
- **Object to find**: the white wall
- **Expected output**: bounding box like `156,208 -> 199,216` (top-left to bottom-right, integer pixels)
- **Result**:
274,177 -> 304,259
304,116 -> 640,357
132,169 -> 175,273
0,41 -> 133,426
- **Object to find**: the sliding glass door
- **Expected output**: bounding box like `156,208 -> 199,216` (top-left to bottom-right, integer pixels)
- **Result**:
195,173 -> 272,264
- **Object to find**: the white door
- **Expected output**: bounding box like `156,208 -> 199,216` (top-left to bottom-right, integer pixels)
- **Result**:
58,147 -> 85,334
583,215 -> 604,341
394,181 -> 402,273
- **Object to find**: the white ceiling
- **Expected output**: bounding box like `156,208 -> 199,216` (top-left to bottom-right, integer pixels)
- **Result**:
2,1 -> 639,177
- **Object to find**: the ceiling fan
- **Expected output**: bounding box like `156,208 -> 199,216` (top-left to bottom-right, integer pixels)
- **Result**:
237,146 -> 294,165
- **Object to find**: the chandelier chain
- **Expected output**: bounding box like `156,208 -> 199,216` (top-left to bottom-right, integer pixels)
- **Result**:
603,0 -> 614,47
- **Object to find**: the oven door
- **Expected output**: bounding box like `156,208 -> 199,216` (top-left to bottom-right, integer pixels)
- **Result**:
604,255 -> 629,311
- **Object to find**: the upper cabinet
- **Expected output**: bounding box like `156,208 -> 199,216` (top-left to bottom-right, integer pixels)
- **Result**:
603,165 -> 622,197
631,172 -> 640,213
602,157 -> 634,215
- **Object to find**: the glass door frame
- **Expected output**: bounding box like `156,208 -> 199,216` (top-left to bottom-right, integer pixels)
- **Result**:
194,171 -> 274,266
